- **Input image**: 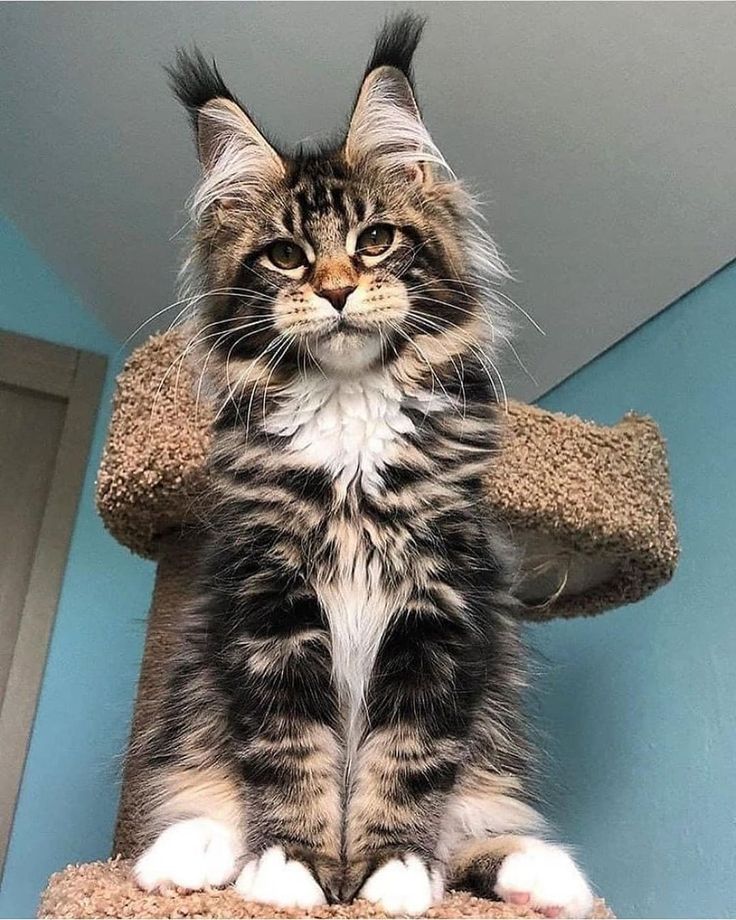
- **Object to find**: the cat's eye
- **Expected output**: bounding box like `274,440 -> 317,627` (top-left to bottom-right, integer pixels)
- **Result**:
356,224 -> 395,258
266,240 -> 307,271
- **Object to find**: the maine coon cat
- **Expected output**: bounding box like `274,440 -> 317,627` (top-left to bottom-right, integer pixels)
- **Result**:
133,16 -> 594,917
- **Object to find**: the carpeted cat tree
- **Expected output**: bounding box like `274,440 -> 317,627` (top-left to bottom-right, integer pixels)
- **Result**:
38,330 -> 679,919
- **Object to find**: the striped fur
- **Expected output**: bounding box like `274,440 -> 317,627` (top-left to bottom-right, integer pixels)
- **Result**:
134,15 -> 593,917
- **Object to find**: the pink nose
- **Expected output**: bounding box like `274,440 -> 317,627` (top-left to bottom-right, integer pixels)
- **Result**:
319,285 -> 356,312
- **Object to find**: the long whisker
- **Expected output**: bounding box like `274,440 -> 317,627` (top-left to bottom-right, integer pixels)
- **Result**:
383,318 -> 458,423
261,335 -> 294,435
304,336 -> 325,379
218,321 -> 282,426
407,289 -> 497,332
148,326 -> 231,434
499,334 -> 538,387
400,316 -> 468,421
148,316 -> 273,428
212,332 -> 289,436
405,293 -> 516,401
120,286 -> 278,355
214,344 -> 270,430
403,311 -> 505,408
408,276 -> 545,336
197,319 -> 276,424
173,317 -> 274,418
423,314 -> 506,410
243,336 -> 291,439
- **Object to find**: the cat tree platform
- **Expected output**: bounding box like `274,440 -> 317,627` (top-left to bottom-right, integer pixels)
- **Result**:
40,858 -> 614,919
97,330 -> 678,619
38,328 -> 678,917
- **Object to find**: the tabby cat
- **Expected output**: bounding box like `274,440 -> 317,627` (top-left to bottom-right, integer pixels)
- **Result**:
133,15 -> 594,917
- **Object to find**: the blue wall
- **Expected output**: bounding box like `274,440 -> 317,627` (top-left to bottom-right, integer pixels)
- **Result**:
0,218 -> 155,919
531,261 -> 736,918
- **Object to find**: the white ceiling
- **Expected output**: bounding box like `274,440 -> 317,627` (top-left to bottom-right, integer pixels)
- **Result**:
1,2 -> 735,400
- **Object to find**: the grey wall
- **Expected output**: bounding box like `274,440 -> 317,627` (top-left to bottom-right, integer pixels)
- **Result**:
1,2 -> 736,399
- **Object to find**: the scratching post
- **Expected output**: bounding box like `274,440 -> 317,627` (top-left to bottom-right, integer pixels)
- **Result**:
39,330 -> 679,917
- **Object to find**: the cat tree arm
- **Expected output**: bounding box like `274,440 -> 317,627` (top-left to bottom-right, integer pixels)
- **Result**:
96,331 -> 678,621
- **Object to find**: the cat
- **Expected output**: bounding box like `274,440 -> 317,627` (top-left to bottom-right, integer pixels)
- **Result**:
132,14 -> 594,918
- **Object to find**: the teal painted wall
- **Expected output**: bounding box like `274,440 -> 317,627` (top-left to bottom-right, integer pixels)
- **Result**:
0,218 -> 156,919
531,261 -> 736,918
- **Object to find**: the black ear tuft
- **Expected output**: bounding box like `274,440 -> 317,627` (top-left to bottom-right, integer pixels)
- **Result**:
364,12 -> 426,87
165,47 -> 241,130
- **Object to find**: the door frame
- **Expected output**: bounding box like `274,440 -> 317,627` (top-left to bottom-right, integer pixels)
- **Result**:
0,331 -> 106,878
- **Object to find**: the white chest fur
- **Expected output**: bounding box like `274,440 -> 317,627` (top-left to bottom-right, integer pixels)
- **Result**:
318,538 -> 398,743
265,372 -> 440,738
264,371 -> 420,733
263,371 -> 415,494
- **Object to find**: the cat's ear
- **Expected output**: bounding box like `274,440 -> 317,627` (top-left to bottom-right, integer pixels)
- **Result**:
195,97 -> 282,177
345,15 -> 449,183
166,48 -> 283,181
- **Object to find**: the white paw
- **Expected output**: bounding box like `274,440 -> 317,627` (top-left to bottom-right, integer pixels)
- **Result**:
360,854 -> 442,917
134,818 -> 239,891
494,838 -> 594,919
235,846 -> 326,909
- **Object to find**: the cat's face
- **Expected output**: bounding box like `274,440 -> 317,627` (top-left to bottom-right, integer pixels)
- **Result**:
231,168 -> 418,375
198,153 -> 471,376
172,27 -> 507,386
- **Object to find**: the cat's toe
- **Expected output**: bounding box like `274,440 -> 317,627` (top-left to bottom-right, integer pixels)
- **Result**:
494,840 -> 594,919
133,818 -> 239,892
235,846 -> 327,909
359,854 -> 442,917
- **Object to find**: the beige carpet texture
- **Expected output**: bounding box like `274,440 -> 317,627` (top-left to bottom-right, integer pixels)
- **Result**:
97,330 -> 679,619
39,860 -> 614,920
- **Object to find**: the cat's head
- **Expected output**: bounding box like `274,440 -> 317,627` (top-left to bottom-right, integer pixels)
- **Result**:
170,14 -> 508,387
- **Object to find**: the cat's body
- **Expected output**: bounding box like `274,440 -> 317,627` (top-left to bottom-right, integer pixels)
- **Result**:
133,16 -> 595,917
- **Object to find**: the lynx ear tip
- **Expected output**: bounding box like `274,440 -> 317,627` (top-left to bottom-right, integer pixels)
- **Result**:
365,11 -> 427,86
164,45 -> 239,130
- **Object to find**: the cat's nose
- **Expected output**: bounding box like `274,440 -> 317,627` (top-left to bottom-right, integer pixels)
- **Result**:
319,285 -> 356,313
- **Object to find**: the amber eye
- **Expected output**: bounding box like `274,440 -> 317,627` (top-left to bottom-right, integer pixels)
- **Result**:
356,224 -> 395,257
266,240 -> 307,271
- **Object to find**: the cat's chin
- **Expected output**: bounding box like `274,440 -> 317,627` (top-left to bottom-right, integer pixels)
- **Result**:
311,330 -> 383,375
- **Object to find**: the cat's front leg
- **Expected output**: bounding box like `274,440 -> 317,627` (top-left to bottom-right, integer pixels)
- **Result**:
342,599 -> 482,916
229,591 -> 343,909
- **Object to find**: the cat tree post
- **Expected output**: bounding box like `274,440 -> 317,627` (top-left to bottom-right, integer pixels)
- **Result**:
38,330 -> 678,918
